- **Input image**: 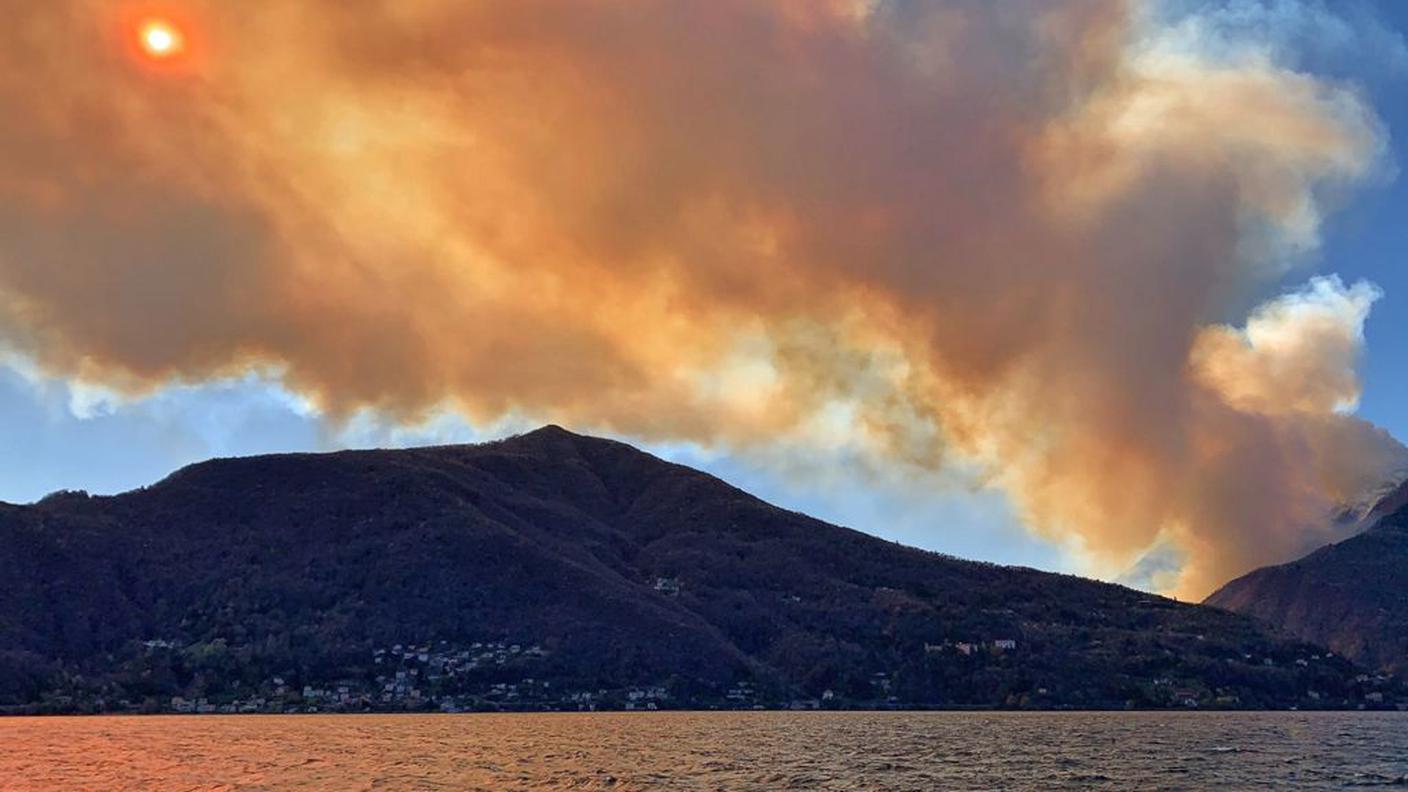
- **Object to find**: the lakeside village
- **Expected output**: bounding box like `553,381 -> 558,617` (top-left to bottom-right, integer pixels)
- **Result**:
146,637 -> 832,714
35,635 -> 1027,714
22,634 -> 1406,714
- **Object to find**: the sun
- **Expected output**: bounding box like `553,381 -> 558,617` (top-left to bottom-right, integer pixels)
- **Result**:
138,19 -> 185,59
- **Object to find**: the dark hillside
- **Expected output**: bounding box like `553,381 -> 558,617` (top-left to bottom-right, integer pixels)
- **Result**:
0,427 -> 1394,713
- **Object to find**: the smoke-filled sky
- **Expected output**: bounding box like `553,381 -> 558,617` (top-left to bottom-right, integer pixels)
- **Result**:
3,0 -> 1407,599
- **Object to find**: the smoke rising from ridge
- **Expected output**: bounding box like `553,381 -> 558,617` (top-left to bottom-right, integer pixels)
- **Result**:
0,0 -> 1403,596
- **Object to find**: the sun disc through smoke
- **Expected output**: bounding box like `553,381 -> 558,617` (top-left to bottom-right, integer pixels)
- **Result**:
138,19 -> 184,59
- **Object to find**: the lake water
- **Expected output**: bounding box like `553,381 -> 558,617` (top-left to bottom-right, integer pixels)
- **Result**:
2,711 -> 1406,790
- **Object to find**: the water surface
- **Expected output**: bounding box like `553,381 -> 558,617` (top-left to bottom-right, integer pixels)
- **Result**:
3,711 -> 1406,790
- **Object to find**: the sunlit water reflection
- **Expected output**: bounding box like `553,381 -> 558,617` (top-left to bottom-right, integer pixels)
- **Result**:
3,711 -> 1406,790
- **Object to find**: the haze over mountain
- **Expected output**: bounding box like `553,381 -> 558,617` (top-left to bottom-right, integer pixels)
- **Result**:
0,427 -> 1396,714
1207,479 -> 1408,673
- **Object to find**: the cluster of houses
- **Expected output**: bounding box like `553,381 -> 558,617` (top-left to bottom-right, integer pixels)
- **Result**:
331,640 -> 552,710
721,681 -> 825,711
149,639 -> 559,713
924,638 -> 1019,656
170,675 -> 296,714
119,633 -> 1406,714
374,640 -> 547,673
156,640 -> 704,714
624,686 -> 669,710
725,682 -> 756,703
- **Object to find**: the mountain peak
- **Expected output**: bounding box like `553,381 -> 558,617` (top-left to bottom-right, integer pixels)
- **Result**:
522,423 -> 577,439
500,423 -> 594,453
1362,478 -> 1408,533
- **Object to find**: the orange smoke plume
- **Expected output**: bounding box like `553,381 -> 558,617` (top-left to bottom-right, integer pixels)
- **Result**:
0,0 -> 1401,597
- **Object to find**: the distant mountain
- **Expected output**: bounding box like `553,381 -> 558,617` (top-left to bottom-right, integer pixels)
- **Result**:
1323,473 -> 1408,539
0,426 -> 1396,713
1207,479 -> 1408,674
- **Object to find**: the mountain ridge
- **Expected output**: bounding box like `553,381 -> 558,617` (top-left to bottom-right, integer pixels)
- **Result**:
0,426 -> 1398,713
1206,479 -> 1408,673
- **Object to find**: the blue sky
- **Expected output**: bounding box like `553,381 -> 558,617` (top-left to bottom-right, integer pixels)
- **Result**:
2,0 -> 1406,582
1323,6 -> 1408,448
